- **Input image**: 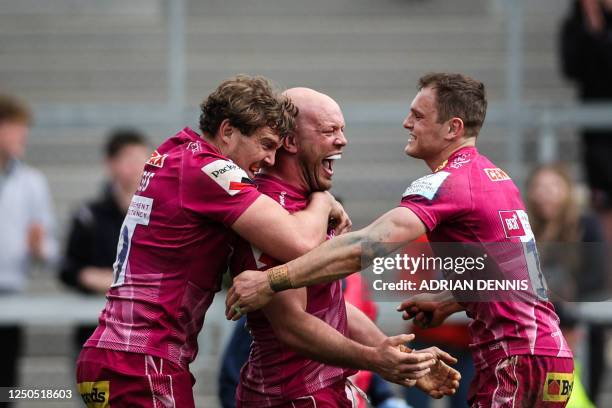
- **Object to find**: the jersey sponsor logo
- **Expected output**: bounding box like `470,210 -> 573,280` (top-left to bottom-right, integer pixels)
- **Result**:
484,168 -> 511,182
229,178 -> 255,191
543,372 -> 573,402
499,210 -> 526,238
146,150 -> 168,168
202,160 -> 255,196
402,171 -> 450,200
77,381 -> 109,407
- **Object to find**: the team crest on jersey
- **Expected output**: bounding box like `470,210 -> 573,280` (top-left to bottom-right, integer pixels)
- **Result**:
146,150 -> 168,168
484,168 -> 511,182
77,381 -> 109,407
402,171 -> 450,200
448,152 -> 471,169
543,373 -> 573,402
186,141 -> 201,153
202,159 -> 255,196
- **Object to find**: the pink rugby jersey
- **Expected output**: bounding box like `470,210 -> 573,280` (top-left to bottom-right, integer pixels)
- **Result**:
85,127 -> 260,368
400,146 -> 573,369
230,174 -> 355,406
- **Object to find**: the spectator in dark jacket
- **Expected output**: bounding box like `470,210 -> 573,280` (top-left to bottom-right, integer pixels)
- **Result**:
59,129 -> 149,349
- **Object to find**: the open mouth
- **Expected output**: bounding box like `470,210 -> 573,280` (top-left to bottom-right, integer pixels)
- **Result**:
249,164 -> 261,177
322,153 -> 342,176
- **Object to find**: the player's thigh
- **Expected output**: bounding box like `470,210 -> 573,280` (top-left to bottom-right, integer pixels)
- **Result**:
76,348 -> 195,408
468,355 -> 574,408
468,355 -> 520,408
531,355 -> 574,407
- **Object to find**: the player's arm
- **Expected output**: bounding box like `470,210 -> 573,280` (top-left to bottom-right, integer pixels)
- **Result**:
262,288 -> 436,386
232,191 -> 350,263
227,207 -> 424,318
397,291 -> 464,329
345,301 -> 461,398
345,302 -> 386,346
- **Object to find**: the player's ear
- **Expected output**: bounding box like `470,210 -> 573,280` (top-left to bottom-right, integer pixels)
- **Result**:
446,118 -> 464,140
282,132 -> 298,154
218,119 -> 236,146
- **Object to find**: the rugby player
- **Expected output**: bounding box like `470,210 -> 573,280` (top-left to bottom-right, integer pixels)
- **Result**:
227,73 -> 575,407
75,75 -> 352,407
229,87 -> 460,407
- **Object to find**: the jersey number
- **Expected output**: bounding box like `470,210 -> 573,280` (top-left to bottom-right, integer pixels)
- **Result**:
112,196 -> 153,287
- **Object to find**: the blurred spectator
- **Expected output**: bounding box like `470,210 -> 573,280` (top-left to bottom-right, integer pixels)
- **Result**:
0,94 -> 57,406
58,129 -> 149,350
560,0 -> 612,240
526,163 -> 607,403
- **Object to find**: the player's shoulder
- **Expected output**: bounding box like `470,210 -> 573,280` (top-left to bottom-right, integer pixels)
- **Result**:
402,170 -> 454,201
401,148 -> 477,201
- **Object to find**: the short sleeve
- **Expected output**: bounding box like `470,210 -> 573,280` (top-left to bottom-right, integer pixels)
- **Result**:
181,157 -> 261,226
399,171 -> 470,231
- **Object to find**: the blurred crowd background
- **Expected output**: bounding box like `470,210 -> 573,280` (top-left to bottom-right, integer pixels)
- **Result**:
1,0 -> 612,406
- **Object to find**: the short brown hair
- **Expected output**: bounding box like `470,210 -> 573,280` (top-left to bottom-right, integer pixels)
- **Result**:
418,72 -> 487,137
0,94 -> 32,126
199,74 -> 298,139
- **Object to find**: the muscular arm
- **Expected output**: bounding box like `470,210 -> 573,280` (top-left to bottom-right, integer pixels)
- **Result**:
345,302 -> 385,347
227,207 -> 426,318
264,288 -> 374,370
232,192 -> 336,262
283,207 -> 425,288
262,287 -> 435,381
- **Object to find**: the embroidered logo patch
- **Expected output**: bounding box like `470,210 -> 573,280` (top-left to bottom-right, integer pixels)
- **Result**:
146,150 -> 168,168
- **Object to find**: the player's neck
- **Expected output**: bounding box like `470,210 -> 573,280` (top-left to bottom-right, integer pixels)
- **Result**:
261,156 -> 310,194
426,138 -> 476,172
202,134 -> 226,156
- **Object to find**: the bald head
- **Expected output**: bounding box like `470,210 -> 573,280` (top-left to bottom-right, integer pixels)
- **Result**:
273,87 -> 346,192
283,88 -> 342,129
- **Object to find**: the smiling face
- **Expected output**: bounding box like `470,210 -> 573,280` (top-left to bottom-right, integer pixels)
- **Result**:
229,125 -> 282,179
402,87 -> 450,162
294,99 -> 347,192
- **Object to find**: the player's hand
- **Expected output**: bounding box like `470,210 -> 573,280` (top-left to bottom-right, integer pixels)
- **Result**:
328,194 -> 351,235
225,270 -> 274,320
370,334 -> 436,387
397,293 -> 452,328
397,346 -> 460,398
